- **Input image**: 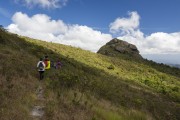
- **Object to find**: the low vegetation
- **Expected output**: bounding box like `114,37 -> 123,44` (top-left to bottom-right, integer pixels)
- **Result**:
0,29 -> 180,120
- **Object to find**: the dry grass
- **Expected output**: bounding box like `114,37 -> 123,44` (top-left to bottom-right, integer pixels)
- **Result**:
0,29 -> 180,120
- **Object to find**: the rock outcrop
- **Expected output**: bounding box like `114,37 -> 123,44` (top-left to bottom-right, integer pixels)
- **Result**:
97,38 -> 142,59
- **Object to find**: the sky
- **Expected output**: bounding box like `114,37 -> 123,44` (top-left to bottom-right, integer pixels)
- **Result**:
0,0 -> 180,64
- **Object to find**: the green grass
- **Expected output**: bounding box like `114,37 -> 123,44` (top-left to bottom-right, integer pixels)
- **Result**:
0,29 -> 180,120
24,36 -> 180,101
94,107 -> 151,120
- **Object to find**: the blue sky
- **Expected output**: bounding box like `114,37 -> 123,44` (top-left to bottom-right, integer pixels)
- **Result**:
1,0 -> 180,34
0,0 -> 180,64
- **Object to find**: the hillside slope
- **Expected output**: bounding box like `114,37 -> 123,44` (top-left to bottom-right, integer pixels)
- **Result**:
0,29 -> 180,120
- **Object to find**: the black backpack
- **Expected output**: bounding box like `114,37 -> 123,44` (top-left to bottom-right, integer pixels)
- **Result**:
38,62 -> 44,71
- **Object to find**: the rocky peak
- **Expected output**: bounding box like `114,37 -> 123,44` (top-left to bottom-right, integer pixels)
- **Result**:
97,38 -> 142,59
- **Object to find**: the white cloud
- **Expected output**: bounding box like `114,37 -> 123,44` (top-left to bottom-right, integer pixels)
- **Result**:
15,0 -> 68,8
7,11 -> 180,56
7,12 -> 112,52
11,12 -> 67,34
110,11 -> 180,54
110,11 -> 140,35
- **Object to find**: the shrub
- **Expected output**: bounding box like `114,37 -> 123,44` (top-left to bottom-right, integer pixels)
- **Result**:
107,64 -> 115,70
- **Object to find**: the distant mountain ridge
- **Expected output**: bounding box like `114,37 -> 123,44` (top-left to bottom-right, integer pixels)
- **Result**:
168,64 -> 180,68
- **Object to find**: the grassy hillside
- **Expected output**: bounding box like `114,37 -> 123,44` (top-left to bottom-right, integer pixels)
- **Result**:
0,29 -> 180,120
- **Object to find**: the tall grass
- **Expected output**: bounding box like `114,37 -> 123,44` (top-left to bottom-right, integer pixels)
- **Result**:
0,29 -> 180,120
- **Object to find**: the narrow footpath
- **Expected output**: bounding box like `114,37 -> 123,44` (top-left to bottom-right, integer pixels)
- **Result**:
31,83 -> 45,120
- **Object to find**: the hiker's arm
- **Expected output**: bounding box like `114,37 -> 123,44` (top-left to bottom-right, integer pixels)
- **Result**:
37,62 -> 39,68
43,62 -> 46,67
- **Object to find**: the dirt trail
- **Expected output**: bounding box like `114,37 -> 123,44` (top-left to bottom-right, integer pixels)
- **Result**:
31,84 -> 45,120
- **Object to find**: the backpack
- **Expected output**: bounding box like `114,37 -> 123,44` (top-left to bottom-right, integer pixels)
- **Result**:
38,62 -> 44,71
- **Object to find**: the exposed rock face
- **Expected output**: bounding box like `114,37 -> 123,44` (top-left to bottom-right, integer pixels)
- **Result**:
97,38 -> 142,59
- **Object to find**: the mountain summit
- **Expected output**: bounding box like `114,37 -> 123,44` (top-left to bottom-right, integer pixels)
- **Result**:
97,38 -> 142,59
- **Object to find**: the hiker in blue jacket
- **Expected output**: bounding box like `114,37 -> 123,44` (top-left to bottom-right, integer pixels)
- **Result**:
37,58 -> 46,80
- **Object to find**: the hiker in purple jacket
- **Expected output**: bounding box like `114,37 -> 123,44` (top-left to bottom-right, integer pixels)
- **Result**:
55,59 -> 62,69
